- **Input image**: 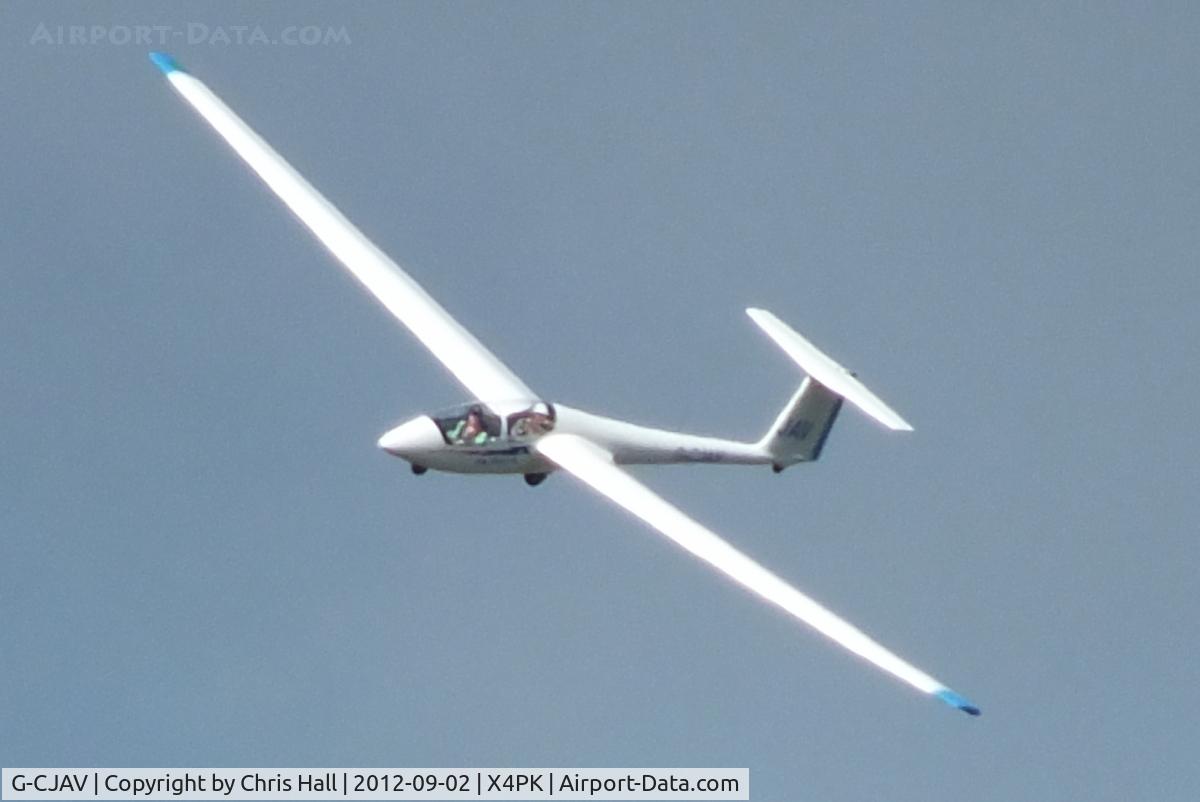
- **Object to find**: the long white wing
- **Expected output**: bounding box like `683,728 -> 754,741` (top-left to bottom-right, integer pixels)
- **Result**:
148,53 -> 536,406
536,433 -> 980,716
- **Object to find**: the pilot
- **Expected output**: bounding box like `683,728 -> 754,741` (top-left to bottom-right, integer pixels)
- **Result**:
460,406 -> 489,445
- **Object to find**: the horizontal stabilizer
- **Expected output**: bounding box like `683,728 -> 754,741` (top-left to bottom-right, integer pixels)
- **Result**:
747,308 -> 913,431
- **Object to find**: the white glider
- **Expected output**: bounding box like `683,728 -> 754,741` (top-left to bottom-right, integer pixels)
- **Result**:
149,52 -> 979,716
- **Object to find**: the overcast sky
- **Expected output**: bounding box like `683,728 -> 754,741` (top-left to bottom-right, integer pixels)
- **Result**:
3,3 -> 1199,800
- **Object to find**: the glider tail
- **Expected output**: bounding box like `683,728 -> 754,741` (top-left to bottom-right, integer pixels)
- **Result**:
759,378 -> 844,468
748,308 -> 912,471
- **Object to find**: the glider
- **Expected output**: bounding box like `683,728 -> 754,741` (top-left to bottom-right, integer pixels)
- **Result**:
148,52 -> 979,716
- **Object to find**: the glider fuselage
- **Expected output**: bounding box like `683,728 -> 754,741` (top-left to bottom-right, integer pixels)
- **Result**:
378,402 -> 770,475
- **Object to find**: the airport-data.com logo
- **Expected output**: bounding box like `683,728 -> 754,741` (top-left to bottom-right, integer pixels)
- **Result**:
30,22 -> 351,47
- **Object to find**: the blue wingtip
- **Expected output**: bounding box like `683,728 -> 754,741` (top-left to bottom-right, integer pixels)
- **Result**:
149,52 -> 183,75
935,688 -> 981,717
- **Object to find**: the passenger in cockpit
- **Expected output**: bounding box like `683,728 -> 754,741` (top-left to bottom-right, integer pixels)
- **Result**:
507,404 -> 555,441
526,410 -> 553,435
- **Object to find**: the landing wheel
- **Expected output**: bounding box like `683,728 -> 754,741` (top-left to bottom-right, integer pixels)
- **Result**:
411,463 -> 428,475
772,463 -> 785,474
524,472 -> 548,487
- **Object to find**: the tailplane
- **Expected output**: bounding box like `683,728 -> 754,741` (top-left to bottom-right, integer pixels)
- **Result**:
749,308 -> 911,471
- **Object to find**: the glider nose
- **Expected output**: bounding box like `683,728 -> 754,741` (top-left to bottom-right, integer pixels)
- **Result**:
377,416 -> 443,457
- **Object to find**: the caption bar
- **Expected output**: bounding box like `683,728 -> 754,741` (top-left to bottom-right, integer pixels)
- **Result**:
3,769 -> 748,801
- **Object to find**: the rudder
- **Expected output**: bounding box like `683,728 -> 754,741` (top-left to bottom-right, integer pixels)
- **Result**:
760,377 -> 844,470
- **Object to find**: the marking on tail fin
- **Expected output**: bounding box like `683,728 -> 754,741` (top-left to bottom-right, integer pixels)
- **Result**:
783,418 -> 814,440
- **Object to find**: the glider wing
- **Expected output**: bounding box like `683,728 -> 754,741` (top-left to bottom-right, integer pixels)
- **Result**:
535,432 -> 979,716
149,52 -> 537,407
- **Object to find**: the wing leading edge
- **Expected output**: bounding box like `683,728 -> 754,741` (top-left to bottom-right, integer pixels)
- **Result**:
535,432 -> 980,716
148,52 -> 537,407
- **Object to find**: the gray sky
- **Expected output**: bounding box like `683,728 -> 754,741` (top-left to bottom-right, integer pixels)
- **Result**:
3,2 -> 1199,800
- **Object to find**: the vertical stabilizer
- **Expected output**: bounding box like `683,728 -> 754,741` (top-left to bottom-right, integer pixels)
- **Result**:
760,378 -> 844,469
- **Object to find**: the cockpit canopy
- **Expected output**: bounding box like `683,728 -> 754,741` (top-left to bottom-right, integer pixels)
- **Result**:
432,402 -> 555,445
